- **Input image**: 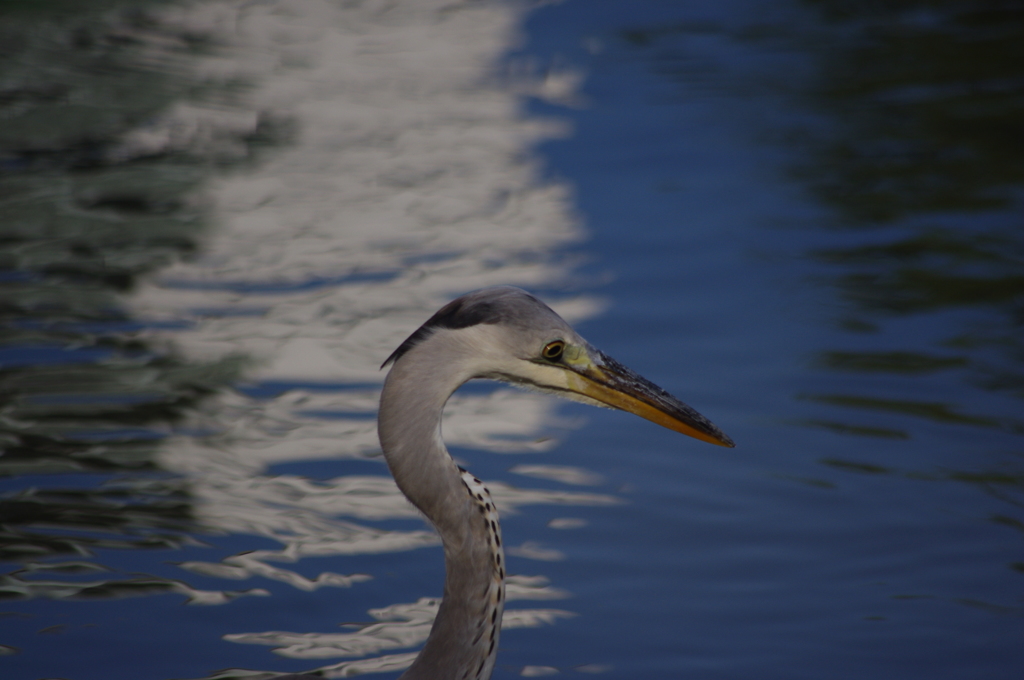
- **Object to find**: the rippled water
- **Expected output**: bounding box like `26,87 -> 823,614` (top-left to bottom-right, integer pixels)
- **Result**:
2,1 -> 1022,679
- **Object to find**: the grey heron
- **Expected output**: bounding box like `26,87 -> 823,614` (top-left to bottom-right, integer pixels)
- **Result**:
378,286 -> 733,680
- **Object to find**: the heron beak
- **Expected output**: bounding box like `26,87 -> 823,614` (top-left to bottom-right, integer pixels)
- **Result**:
563,349 -> 735,447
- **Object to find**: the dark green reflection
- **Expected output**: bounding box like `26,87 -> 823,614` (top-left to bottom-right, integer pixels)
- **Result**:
0,482 -> 192,563
800,1 -> 1024,222
816,350 -> 967,374
801,394 -> 1004,428
0,0 -> 254,478
819,458 -> 890,475
794,1 -> 1024,442
799,419 -> 909,439
0,355 -> 243,476
622,3 -> 1024,447
0,1 -> 262,600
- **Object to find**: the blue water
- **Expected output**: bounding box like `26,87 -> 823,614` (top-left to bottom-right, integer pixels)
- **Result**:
2,1 -> 1022,679
523,3 -> 1024,678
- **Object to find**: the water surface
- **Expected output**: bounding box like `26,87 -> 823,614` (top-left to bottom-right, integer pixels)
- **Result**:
2,1 -> 1022,679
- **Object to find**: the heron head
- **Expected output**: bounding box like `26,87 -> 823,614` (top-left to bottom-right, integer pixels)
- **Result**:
384,286 -> 734,448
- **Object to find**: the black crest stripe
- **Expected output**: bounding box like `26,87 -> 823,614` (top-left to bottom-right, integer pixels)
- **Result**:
381,297 -> 503,368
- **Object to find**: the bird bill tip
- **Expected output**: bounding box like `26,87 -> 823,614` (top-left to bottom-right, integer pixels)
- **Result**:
567,368 -> 734,448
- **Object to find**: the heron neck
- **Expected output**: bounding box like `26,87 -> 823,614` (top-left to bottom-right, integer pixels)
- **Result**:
378,351 -> 467,533
379,346 -> 505,680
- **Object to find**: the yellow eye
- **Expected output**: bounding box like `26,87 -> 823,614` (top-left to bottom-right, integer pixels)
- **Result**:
542,340 -> 565,361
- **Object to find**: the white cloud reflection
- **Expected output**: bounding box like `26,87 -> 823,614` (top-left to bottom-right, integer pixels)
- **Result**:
123,0 -> 605,674
225,576 -> 574,662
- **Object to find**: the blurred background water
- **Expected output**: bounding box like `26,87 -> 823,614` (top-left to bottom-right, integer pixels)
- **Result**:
1,1 -> 1022,679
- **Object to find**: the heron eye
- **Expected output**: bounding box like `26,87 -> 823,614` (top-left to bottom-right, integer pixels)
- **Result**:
542,341 -> 565,361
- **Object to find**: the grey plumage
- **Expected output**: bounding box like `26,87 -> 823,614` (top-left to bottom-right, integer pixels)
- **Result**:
378,286 -> 732,680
